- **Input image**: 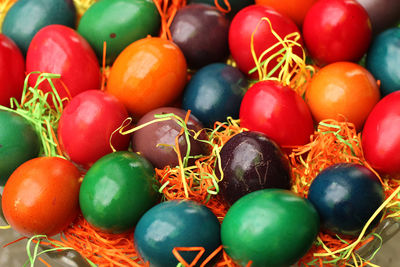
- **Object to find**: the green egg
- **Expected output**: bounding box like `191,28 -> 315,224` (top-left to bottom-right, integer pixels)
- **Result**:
78,0 -> 161,65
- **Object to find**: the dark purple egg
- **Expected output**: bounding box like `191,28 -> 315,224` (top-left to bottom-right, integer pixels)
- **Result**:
132,107 -> 208,169
217,131 -> 292,206
170,4 -> 230,69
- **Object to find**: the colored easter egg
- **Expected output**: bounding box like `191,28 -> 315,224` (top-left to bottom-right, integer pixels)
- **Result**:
189,0 -> 254,16
362,91 -> 400,177
2,0 -> 76,55
239,80 -> 314,147
255,0 -> 318,27
221,189 -> 319,267
106,37 -> 187,118
229,5 -> 303,79
366,27 -> 400,96
182,63 -> 247,127
170,4 -> 230,69
356,0 -> 400,35
78,0 -> 160,65
2,157 -> 81,237
57,90 -> 130,168
134,200 -> 221,267
302,0 -> 372,66
308,163 -> 384,237
26,25 -> 101,100
217,131 -> 291,205
79,151 -> 160,233
0,33 -> 25,107
132,107 -> 208,169
0,111 -> 40,185
305,62 -> 380,130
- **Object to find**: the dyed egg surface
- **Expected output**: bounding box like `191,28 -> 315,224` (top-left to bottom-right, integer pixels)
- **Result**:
134,200 -> 221,267
2,157 -> 81,237
57,90 -> 130,168
221,189 -> 319,267
217,131 -> 291,206
78,0 -> 160,64
132,107 -> 208,169
0,111 -> 40,185
362,91 -> 400,177
2,0 -> 76,55
170,4 -> 230,69
106,37 -> 187,118
239,80 -> 314,147
366,27 -> 400,96
356,0 -> 400,35
255,0 -> 317,27
79,151 -> 160,234
182,63 -> 247,127
26,25 -> 101,100
302,0 -> 371,66
0,34 -> 25,107
189,0 -> 254,17
229,5 -> 303,79
308,163 -> 384,237
305,62 -> 380,130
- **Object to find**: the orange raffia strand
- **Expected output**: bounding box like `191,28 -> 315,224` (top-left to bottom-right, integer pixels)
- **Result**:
153,0 -> 187,40
214,0 -> 231,13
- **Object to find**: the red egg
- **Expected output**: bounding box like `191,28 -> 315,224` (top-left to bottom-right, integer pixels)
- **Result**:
239,80 -> 314,147
0,34 -> 25,107
229,5 -> 303,80
362,91 -> 400,178
302,0 -> 372,66
58,90 -> 130,168
26,25 -> 101,100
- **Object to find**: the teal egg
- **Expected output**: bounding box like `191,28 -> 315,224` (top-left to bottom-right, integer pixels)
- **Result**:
78,0 -> 161,65
2,0 -> 76,55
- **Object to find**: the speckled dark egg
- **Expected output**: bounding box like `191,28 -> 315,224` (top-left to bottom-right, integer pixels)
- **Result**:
132,107 -> 208,169
217,131 -> 292,206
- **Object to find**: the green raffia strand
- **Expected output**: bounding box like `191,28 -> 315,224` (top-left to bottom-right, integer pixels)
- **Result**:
318,121 -> 357,156
248,46 -> 287,76
0,72 -> 65,158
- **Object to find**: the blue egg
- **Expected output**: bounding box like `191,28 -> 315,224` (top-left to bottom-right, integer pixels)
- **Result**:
308,163 -> 384,237
2,0 -> 76,55
134,200 -> 221,267
366,27 -> 400,96
182,63 -> 247,127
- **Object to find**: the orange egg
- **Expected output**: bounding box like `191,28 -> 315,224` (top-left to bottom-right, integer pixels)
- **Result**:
106,37 -> 187,118
305,62 -> 380,130
255,0 -> 318,27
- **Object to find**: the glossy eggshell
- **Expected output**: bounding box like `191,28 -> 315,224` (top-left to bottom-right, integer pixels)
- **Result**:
57,90 -> 131,168
229,5 -> 303,79
182,63 -> 248,127
362,91 -> 400,177
305,62 -> 380,130
170,4 -> 230,69
217,131 -> 291,205
221,189 -> 319,267
0,111 -> 40,185
26,25 -> 101,99
356,0 -> 400,35
132,107 -> 208,169
106,37 -> 187,118
308,163 -> 384,237
79,151 -> 160,233
366,27 -> 400,96
134,200 -> 221,267
78,0 -> 160,65
188,0 -> 254,16
2,0 -> 76,55
302,0 -> 372,66
0,34 -> 25,107
239,80 -> 314,147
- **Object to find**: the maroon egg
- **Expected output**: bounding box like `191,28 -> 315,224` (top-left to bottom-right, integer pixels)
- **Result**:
132,107 -> 208,169
217,131 -> 292,206
170,4 -> 230,69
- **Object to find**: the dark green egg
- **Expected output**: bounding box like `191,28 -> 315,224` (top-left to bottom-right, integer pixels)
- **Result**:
78,0 -> 161,65
2,0 -> 76,55
0,110 -> 40,185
